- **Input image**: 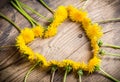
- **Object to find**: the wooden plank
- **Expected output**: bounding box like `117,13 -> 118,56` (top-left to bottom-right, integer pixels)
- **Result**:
0,0 -> 120,82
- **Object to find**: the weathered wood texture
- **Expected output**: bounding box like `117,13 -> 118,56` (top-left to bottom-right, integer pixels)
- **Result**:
0,0 -> 120,82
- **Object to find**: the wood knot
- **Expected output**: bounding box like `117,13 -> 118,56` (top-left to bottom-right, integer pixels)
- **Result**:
78,34 -> 83,38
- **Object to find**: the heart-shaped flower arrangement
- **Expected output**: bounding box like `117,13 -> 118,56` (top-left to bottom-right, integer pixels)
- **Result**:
1,0 -> 120,81
16,5 -> 103,74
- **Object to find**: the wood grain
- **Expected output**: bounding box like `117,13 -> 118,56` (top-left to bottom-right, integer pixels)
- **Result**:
0,0 -> 120,82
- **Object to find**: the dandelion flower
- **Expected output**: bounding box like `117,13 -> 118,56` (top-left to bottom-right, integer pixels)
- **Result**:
44,26 -> 57,38
28,53 -> 35,62
47,6 -> 68,30
86,23 -> 103,40
21,28 -> 34,43
87,57 -> 101,73
59,59 -> 74,68
32,25 -> 44,37
54,6 -> 68,23
72,62 -> 87,71
47,60 -> 60,67
67,5 -> 87,22
35,53 -> 47,66
16,35 -> 25,47
82,17 -> 91,29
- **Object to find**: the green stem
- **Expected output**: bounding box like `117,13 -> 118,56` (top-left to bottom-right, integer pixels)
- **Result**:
51,70 -> 55,82
24,62 -> 39,82
15,0 -> 40,25
99,49 -> 120,57
96,18 -> 120,24
50,66 -> 57,82
14,0 -> 23,10
19,1 -> 49,21
11,0 -> 35,27
82,0 -> 90,9
77,70 -> 83,82
0,12 -> 21,32
11,0 -> 40,27
79,75 -> 82,82
106,53 -> 120,57
0,45 -> 15,48
63,70 -> 68,82
38,0 -> 54,14
103,44 -> 120,49
100,68 -> 120,82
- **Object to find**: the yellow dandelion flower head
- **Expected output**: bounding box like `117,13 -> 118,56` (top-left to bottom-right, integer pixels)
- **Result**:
72,62 -> 87,71
16,35 -> 25,47
46,6 -> 68,30
44,26 -> 57,38
87,57 -> 101,73
28,53 -> 35,62
35,53 -> 47,66
23,46 -> 34,55
82,17 -> 91,29
67,5 -> 87,22
32,25 -> 44,37
90,37 -> 100,56
59,59 -> 75,68
49,20 -> 60,28
43,6 -> 68,38
47,60 -> 60,67
86,23 -> 103,40
54,6 -> 68,22
18,43 -> 28,53
21,28 -> 34,43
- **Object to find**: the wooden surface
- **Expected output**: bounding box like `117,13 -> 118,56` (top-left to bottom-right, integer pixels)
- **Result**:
0,0 -> 120,82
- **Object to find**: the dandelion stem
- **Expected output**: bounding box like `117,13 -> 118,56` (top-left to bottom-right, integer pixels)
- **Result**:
77,70 -> 83,82
24,62 -> 39,82
15,0 -> 23,10
11,0 -> 40,27
15,0 -> 40,26
63,70 -> 68,82
11,1 -> 35,27
103,44 -> 120,49
82,0 -> 90,9
106,53 -> 120,57
51,70 -> 55,82
98,40 -> 120,49
50,66 -> 57,82
95,18 -> 120,24
78,75 -> 82,82
38,0 -> 54,14
0,12 -> 21,33
99,49 -> 120,57
100,68 -> 120,82
19,1 -> 49,21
